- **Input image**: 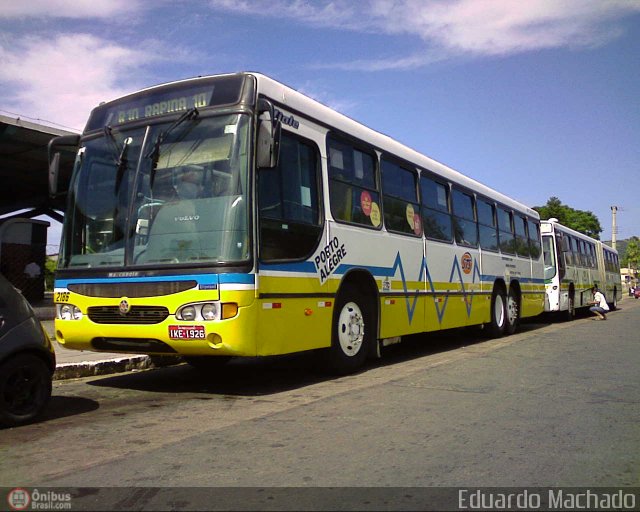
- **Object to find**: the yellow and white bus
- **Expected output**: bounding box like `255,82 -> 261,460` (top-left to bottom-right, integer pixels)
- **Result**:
49,72 -> 545,374
541,219 -> 621,319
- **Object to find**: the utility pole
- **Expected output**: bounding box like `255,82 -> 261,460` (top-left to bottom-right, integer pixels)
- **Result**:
611,206 -> 618,251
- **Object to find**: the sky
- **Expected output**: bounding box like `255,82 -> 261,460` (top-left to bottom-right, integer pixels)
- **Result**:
1,0 -> 639,247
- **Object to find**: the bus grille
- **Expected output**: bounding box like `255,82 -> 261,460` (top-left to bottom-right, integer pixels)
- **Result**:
69,281 -> 197,298
87,306 -> 170,324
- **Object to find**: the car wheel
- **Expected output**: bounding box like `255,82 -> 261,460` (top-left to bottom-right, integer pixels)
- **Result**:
0,354 -> 52,427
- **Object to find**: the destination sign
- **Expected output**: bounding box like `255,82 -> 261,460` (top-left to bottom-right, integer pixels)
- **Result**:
85,74 -> 246,132
114,88 -> 213,125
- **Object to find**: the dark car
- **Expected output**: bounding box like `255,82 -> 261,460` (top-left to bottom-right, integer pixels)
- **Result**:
0,273 -> 55,427
635,288 -> 640,299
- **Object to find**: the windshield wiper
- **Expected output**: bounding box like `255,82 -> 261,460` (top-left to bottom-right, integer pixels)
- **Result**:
104,126 -> 132,193
146,107 -> 199,186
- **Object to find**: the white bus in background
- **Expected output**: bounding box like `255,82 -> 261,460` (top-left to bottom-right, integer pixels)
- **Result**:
541,218 -> 622,319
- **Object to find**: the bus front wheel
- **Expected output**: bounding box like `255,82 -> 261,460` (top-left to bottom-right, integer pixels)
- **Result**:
324,286 -> 371,375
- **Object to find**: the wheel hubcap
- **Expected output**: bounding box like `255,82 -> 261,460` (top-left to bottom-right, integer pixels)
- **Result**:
494,295 -> 505,328
507,296 -> 518,325
337,302 -> 365,357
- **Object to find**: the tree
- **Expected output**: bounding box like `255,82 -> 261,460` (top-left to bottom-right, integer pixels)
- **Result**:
623,237 -> 640,269
533,196 -> 602,239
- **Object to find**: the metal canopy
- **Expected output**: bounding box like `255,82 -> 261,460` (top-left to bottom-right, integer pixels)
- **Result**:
0,114 -> 77,220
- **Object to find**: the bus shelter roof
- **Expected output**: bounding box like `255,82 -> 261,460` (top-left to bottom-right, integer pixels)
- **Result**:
0,114 -> 77,221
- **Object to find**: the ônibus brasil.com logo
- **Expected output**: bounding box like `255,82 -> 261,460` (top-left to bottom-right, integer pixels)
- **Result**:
7,488 -> 72,511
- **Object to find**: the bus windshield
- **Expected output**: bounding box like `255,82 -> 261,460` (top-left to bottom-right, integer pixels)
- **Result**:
59,113 -> 251,269
542,235 -> 556,280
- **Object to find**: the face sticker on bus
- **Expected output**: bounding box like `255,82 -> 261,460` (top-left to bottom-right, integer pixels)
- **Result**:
370,202 -> 381,227
314,237 -> 348,285
360,191 -> 372,216
406,204 -> 415,229
413,214 -> 422,236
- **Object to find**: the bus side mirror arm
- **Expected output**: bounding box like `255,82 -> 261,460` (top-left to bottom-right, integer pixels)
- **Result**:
48,134 -> 80,197
256,99 -> 281,169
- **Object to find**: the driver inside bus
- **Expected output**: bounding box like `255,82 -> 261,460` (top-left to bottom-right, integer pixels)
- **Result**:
173,165 -> 204,200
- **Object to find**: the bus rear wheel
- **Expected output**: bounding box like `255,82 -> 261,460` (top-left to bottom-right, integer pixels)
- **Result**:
505,290 -> 519,335
324,286 -> 372,375
564,295 -> 575,322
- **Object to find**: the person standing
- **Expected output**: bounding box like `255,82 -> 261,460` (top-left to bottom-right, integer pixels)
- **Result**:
589,286 -> 610,320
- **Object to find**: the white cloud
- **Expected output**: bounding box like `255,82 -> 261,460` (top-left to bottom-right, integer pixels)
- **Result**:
209,0 -> 640,69
0,34 -> 153,130
0,0 -> 142,19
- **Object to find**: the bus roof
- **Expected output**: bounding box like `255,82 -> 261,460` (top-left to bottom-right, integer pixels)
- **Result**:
251,72 -> 538,219
540,219 -> 618,254
90,71 -> 539,219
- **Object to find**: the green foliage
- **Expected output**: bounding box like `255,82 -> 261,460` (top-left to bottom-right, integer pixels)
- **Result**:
533,196 -> 603,239
44,257 -> 57,291
622,237 -> 640,269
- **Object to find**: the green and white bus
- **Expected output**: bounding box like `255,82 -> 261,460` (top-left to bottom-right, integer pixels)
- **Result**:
541,218 -> 621,319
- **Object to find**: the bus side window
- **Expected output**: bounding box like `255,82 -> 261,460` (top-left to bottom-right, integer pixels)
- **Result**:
420,175 -> 453,242
497,206 -> 515,254
527,219 -> 541,259
259,132 -> 322,261
514,215 -> 530,257
381,157 -> 420,236
477,199 -> 498,251
328,136 -> 380,228
451,187 -> 478,247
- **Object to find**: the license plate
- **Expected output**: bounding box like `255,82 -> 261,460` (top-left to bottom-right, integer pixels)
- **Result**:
168,325 -> 206,340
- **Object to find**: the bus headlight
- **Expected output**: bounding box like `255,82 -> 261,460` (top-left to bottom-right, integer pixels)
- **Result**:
57,304 -> 82,321
201,303 -> 219,321
176,302 -> 237,321
179,305 -> 197,321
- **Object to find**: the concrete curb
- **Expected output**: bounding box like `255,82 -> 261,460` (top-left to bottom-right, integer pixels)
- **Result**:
53,355 -> 183,380
53,355 -> 152,380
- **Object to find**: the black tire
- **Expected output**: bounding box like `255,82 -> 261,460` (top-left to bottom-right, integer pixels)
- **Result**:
609,290 -> 618,311
324,286 -> 372,375
486,286 -> 507,338
184,356 -> 232,373
564,294 -> 575,322
0,354 -> 52,427
505,289 -> 519,335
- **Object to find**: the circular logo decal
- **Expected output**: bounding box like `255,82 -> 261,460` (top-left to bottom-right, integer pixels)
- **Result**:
7,489 -> 30,511
119,298 -> 131,316
461,252 -> 473,274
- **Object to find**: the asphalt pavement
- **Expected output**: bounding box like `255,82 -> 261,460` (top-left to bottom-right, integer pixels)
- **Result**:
33,294 -> 640,381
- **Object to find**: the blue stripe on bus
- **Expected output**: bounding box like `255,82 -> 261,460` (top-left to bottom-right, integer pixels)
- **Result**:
55,273 -> 255,288
259,261 -> 317,273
